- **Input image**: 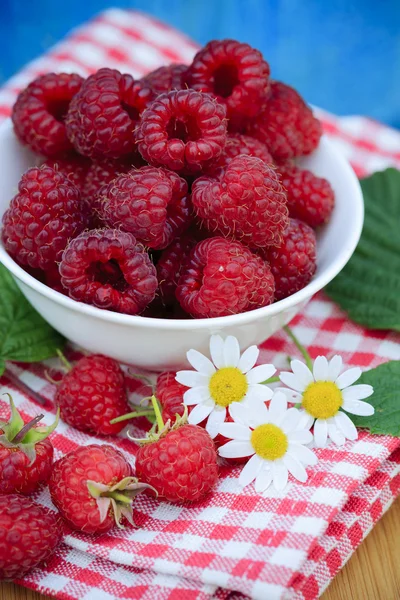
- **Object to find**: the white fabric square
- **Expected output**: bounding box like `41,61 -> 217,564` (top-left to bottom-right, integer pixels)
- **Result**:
312,487 -> 346,506
331,462 -> 367,479
197,506 -> 229,523
244,511 -> 275,529
220,540 -> 252,559
291,515 -> 326,536
151,502 -> 183,521
270,547 -> 305,570
39,574 -> 70,592
252,581 -> 286,600
332,332 -> 361,352
351,440 -> 385,457
173,534 -> 204,551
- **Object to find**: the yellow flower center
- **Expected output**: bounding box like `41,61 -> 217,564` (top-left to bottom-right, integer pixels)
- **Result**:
250,424 -> 288,461
209,367 -> 248,407
302,381 -> 343,419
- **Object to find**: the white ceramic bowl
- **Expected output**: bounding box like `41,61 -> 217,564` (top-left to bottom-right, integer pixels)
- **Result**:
0,119 -> 363,370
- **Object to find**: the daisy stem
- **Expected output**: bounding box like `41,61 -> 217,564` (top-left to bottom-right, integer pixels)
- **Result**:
56,349 -> 72,371
110,409 -> 155,425
261,376 -> 280,384
283,326 -> 313,371
151,395 -> 165,431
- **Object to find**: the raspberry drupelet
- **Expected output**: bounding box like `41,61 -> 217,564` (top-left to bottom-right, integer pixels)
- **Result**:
188,39 -> 270,121
246,81 -> 322,160
176,236 -> 275,318
192,155 -> 289,248
156,371 -> 186,422
141,64 -> 189,94
213,133 -> 274,171
156,232 -> 197,305
2,165 -> 88,270
137,89 -> 227,173
66,68 -> 154,158
43,153 -> 91,192
12,72 -> 84,157
99,166 -> 191,249
59,229 -> 158,315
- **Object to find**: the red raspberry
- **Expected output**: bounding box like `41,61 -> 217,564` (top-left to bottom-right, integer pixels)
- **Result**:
66,68 -> 154,158
56,354 -> 130,436
188,40 -> 270,121
214,133 -> 274,170
12,72 -> 83,157
141,64 -> 188,94
2,165 -> 88,270
59,229 -> 158,314
246,81 -> 322,160
176,236 -> 275,318
100,167 -> 191,250
135,423 -> 218,503
137,90 -> 227,173
261,218 -> 317,300
278,164 -> 335,227
43,153 -> 90,192
0,395 -> 57,495
0,495 -> 61,579
44,263 -> 65,294
156,233 -> 197,305
192,155 -> 289,248
156,371 -> 186,422
49,444 -> 152,533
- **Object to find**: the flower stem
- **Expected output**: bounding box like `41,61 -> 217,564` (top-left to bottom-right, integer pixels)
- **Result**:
56,349 -> 72,371
151,395 -> 164,431
109,409 -> 155,425
261,376 -> 280,384
12,414 -> 44,443
127,370 -> 154,388
4,369 -> 50,408
283,325 -> 313,371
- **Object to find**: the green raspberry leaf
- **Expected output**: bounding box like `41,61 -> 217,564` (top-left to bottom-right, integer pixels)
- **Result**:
0,264 -> 64,368
349,361 -> 400,437
326,168 -> 400,331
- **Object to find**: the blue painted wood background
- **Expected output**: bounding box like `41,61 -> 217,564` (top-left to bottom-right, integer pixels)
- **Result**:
1,0 -> 400,127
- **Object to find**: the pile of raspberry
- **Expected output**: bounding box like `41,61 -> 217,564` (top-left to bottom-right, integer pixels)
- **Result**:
2,39 -> 335,319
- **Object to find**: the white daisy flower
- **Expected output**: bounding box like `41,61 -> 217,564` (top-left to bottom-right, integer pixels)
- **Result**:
218,391 -> 317,492
278,355 -> 374,448
175,335 -> 276,439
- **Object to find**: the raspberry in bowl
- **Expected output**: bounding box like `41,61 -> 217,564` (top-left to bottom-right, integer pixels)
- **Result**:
0,44 -> 363,371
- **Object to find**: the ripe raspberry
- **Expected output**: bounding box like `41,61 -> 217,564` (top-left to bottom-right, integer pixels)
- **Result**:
49,444 -> 152,533
156,371 -> 186,422
56,354 -> 130,436
278,164 -> 335,227
141,64 -> 188,94
66,68 -> 154,158
0,396 -> 57,495
188,40 -> 270,121
12,72 -> 83,157
246,81 -> 322,160
213,133 -> 274,171
100,167 -> 191,249
137,90 -> 227,173
192,155 -> 289,248
43,154 -> 90,192
156,233 -> 197,305
176,236 -> 275,318
0,495 -> 61,579
135,423 -> 218,503
59,229 -> 158,314
44,263 -> 65,294
2,165 -> 88,270
261,218 -> 317,300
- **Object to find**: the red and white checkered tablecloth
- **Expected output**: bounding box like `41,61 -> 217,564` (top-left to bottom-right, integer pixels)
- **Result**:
0,9 -> 400,600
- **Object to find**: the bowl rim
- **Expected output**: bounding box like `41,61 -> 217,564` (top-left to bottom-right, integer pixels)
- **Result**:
0,120 -> 364,331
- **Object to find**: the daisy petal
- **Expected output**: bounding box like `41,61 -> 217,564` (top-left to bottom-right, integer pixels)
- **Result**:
186,349 -> 216,376
248,400 -> 270,427
210,335 -> 225,368
342,399 -> 375,417
246,364 -> 276,384
296,410 -> 314,430
176,370 -> 210,388
327,355 -> 343,381
288,443 -> 317,466
314,418 -> 328,447
269,392 -> 287,425
272,461 -> 288,491
289,429 -> 313,444
205,407 -> 226,439
183,387 -> 211,406
342,384 -> 374,402
335,367 -> 362,390
255,468 -> 273,492
334,411 -> 358,440
239,454 -> 263,487
279,372 -> 307,392
281,408 -> 301,433
228,401 -> 249,424
328,424 -> 346,446
283,454 -> 308,483
218,440 -> 255,459
313,356 -> 329,381
291,360 -> 314,388
246,384 -> 273,403
187,402 -> 214,425
218,422 -> 251,441
238,345 -> 259,373
276,387 -> 303,404
223,336 -> 241,367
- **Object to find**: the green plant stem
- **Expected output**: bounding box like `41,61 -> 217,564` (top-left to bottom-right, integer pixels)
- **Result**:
151,395 -> 165,431
110,409 -> 155,425
261,376 -> 280,384
283,325 -> 313,371
56,349 -> 72,371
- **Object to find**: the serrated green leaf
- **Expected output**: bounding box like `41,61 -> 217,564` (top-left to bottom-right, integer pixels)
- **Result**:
349,361 -> 400,436
0,264 -> 64,367
326,168 -> 400,331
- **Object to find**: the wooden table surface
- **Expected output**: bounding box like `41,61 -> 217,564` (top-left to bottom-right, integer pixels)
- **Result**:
1,499 -> 399,600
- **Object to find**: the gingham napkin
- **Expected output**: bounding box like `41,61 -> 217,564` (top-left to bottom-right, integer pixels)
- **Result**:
0,9 -> 400,600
